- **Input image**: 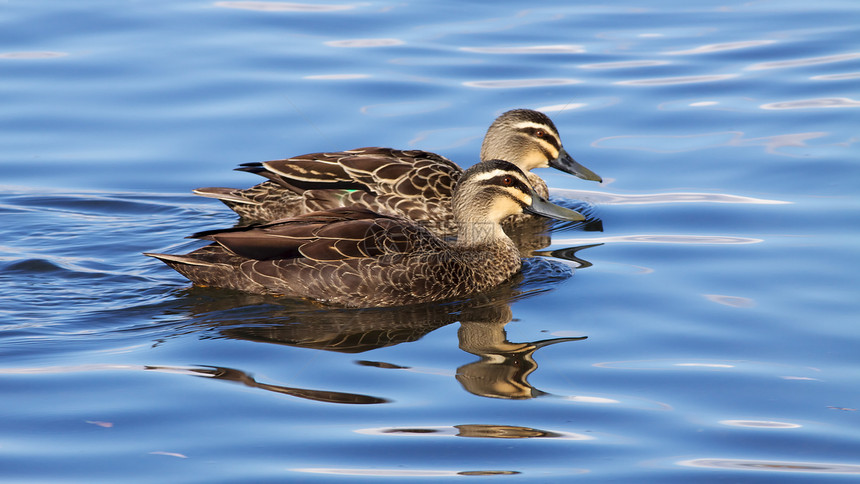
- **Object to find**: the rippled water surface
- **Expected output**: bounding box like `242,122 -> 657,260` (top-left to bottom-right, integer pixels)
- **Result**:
2,0 -> 860,482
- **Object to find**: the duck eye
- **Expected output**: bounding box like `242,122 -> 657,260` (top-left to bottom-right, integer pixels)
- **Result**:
534,130 -> 545,138
501,176 -> 513,186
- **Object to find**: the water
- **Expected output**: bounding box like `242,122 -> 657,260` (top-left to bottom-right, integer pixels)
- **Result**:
2,0 -> 859,482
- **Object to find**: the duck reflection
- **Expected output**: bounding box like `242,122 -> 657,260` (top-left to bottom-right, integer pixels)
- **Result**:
219,294 -> 587,400
163,246 -> 596,402
454,424 -> 566,439
533,243 -> 603,269
144,364 -> 388,404
456,303 -> 586,399
219,299 -> 461,353
364,423 -> 587,440
501,200 -> 602,256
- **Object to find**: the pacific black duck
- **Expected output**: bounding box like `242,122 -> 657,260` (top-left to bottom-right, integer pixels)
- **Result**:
146,159 -> 585,307
193,109 -> 602,233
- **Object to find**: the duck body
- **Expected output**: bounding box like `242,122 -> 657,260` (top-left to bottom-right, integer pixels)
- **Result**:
149,208 -> 521,307
147,160 -> 585,308
194,110 -> 601,234
200,147 -> 462,234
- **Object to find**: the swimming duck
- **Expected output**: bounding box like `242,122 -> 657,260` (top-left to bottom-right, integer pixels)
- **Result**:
193,109 -> 601,233
146,159 -> 585,308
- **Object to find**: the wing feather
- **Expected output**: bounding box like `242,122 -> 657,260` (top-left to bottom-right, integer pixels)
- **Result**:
198,148 -> 463,230
190,207 -> 435,264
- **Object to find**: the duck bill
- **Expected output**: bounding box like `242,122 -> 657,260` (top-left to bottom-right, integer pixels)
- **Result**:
550,148 -> 603,183
524,194 -> 585,222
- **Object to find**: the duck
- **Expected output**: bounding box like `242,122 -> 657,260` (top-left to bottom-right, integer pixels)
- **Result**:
193,109 -> 602,234
146,159 -> 585,308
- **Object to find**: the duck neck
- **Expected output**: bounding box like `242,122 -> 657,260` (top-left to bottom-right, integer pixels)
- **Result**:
525,172 -> 549,199
454,215 -> 510,248
453,214 -> 522,284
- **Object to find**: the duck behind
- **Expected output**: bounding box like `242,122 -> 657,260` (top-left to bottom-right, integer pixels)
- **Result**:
193,109 -> 601,233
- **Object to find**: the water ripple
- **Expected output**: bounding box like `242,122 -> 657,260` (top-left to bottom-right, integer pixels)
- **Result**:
292,468 -> 524,477
550,189 -> 790,205
304,74 -> 370,80
760,97 -> 860,109
591,131 -> 827,155
553,235 -> 763,246
460,45 -> 585,54
746,52 -> 860,71
324,38 -> 405,48
719,419 -> 801,429
213,1 -> 356,12
678,458 -> 860,474
615,74 -> 739,86
578,60 -> 670,69
811,72 -> 860,80
592,360 -> 821,377
664,40 -> 776,56
537,102 -> 588,112
537,97 -> 621,112
360,100 -> 451,117
463,78 -> 581,88
0,51 -> 68,59
703,294 -> 757,308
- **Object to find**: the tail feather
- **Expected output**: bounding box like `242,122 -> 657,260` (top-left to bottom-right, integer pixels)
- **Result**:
145,250 -> 260,292
144,252 -> 220,268
235,162 -> 266,175
192,187 -> 259,205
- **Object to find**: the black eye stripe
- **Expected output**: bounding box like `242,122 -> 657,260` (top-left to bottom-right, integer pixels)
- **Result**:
485,174 -> 529,193
518,127 -> 560,150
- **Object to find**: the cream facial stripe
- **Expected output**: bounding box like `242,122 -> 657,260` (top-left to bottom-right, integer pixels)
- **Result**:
512,121 -> 555,132
468,168 -> 526,184
504,185 -> 533,206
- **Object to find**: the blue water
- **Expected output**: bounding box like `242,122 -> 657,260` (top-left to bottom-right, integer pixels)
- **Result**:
2,0 -> 860,482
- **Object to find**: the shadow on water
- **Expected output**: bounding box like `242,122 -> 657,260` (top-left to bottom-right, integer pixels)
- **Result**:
149,254 -> 595,403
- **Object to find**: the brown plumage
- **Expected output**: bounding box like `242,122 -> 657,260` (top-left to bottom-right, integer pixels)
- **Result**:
194,109 -> 602,234
146,160 -> 585,308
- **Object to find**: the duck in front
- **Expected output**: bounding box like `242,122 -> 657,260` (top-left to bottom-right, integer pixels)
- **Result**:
146,159 -> 585,308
